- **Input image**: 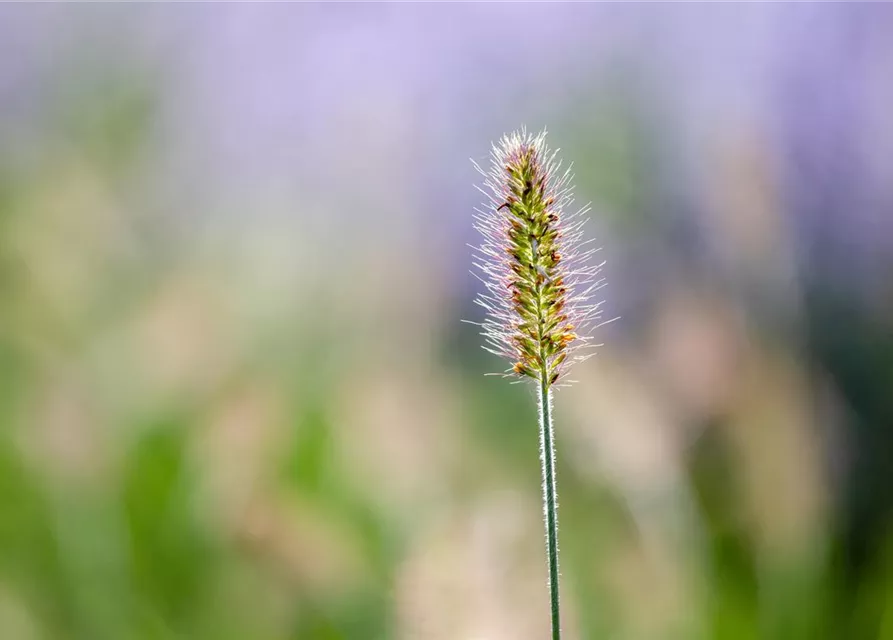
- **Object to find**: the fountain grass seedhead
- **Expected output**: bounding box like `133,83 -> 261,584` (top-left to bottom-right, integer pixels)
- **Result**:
472,128 -> 604,386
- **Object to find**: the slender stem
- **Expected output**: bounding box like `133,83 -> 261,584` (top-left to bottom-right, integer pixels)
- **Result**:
538,376 -> 561,640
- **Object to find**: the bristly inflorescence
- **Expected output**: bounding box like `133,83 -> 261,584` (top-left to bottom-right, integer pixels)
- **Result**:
471,128 -> 605,386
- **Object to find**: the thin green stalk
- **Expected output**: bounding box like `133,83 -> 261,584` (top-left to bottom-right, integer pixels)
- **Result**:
538,376 -> 561,640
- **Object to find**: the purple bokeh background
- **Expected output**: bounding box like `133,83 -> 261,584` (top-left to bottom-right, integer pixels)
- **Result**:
2,3 -> 891,309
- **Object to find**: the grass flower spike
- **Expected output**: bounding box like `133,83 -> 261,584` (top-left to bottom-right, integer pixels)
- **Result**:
472,128 -> 603,385
470,128 -> 605,640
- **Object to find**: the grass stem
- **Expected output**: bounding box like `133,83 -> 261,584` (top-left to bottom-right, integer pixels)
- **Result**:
538,377 -> 561,640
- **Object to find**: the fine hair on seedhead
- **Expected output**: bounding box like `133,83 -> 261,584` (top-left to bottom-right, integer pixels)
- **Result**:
470,127 -> 606,387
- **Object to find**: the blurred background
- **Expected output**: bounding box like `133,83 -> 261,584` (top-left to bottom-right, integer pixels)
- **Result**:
0,3 -> 892,639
